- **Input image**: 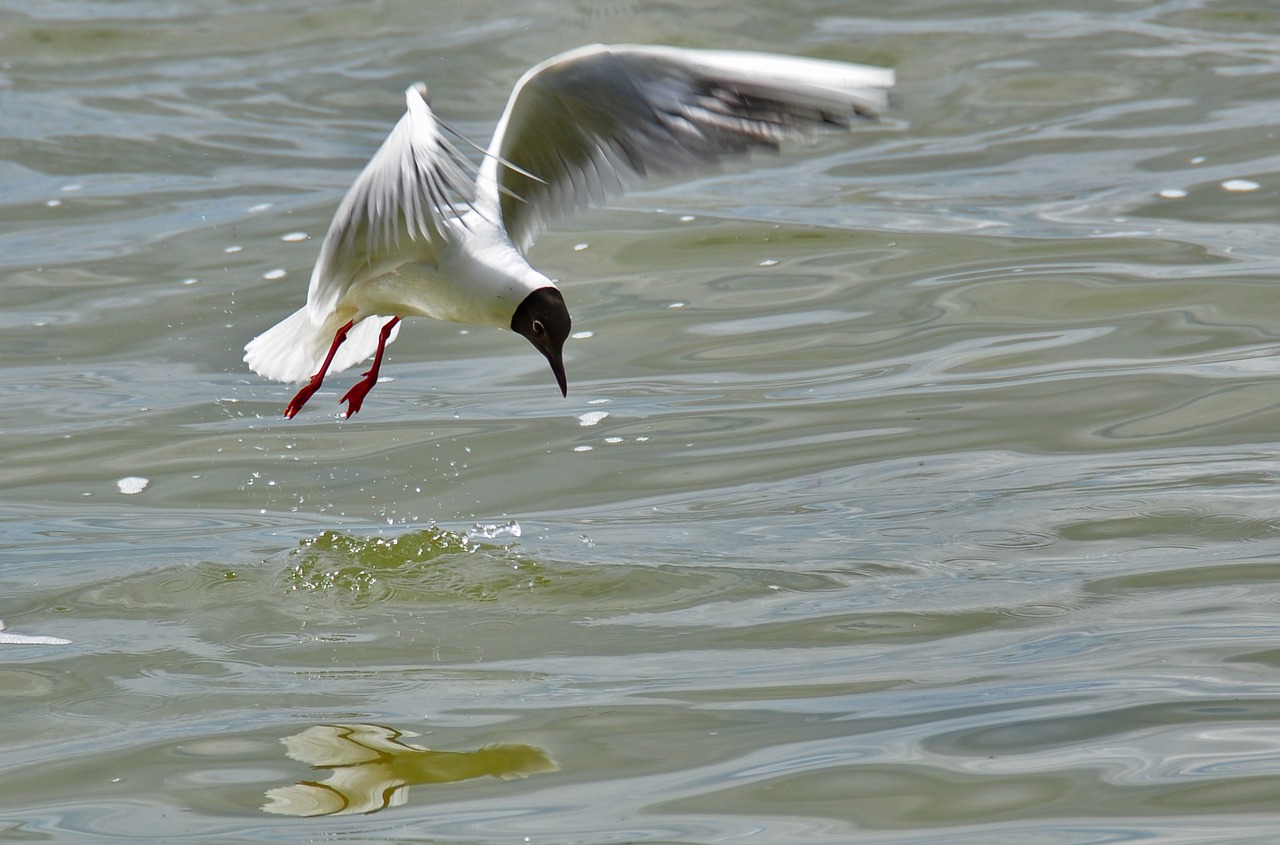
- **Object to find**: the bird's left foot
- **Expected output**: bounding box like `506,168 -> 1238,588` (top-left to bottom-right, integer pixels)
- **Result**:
340,373 -> 377,418
339,316 -> 400,419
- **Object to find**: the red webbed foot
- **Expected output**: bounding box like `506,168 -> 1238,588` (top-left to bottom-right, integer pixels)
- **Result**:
282,319 -> 354,419
284,375 -> 325,419
339,317 -> 400,419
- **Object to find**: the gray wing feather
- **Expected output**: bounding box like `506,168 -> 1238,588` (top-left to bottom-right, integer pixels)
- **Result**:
475,44 -> 894,252
306,85 -> 475,322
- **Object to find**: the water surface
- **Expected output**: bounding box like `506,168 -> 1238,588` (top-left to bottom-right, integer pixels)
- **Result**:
3,1 -> 1280,842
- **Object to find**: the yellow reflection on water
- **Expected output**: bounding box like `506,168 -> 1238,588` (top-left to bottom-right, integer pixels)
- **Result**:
263,723 -> 557,816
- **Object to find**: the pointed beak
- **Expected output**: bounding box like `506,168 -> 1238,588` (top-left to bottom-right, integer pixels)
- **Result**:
547,348 -> 568,397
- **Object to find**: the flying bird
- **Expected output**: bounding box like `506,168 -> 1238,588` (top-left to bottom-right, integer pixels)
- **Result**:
244,43 -> 894,418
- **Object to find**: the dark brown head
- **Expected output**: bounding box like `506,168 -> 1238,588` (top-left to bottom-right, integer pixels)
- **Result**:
511,286 -> 571,396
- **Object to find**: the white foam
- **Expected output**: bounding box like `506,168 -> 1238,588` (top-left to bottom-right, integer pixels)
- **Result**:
1221,179 -> 1260,192
117,476 -> 149,494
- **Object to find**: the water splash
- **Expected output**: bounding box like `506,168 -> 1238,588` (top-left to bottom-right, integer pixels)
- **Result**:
281,522 -> 538,604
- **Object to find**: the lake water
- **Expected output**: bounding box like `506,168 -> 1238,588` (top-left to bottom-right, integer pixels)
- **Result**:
3,1 -> 1280,842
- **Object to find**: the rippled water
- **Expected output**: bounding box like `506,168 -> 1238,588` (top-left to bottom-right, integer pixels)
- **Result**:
4,1 -> 1280,842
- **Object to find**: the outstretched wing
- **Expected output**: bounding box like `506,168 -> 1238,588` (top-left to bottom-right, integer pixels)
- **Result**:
474,44 -> 894,253
306,84 -> 476,322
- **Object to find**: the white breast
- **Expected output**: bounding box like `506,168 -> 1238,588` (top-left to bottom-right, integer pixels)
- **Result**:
347,213 -> 554,329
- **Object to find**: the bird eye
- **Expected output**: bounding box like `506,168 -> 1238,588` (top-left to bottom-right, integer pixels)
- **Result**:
532,320 -> 545,335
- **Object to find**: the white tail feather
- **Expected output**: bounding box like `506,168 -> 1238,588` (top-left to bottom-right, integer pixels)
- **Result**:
244,310 -> 401,384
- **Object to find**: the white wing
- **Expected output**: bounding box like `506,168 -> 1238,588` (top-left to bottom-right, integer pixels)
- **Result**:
306,84 -> 475,323
474,44 -> 894,253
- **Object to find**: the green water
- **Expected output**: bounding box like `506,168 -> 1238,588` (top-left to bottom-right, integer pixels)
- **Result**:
3,1 -> 1280,842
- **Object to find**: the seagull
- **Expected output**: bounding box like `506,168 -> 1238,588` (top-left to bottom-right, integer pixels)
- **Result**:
244,43 -> 894,418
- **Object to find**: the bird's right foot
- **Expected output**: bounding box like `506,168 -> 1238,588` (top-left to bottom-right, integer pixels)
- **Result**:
281,319 -> 355,419
284,377 -> 323,418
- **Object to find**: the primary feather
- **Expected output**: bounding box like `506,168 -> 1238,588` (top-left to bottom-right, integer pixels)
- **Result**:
475,44 -> 894,251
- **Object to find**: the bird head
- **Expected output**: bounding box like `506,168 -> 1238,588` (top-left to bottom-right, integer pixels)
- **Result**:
511,286 -> 571,396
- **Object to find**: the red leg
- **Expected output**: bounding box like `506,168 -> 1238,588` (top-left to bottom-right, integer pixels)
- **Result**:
340,317 -> 400,418
284,319 -> 354,419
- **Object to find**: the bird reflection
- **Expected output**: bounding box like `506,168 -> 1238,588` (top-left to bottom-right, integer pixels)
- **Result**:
263,723 -> 557,816
0,620 -> 70,645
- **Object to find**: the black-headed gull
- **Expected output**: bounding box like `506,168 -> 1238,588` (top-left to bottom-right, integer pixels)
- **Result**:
244,44 -> 894,418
